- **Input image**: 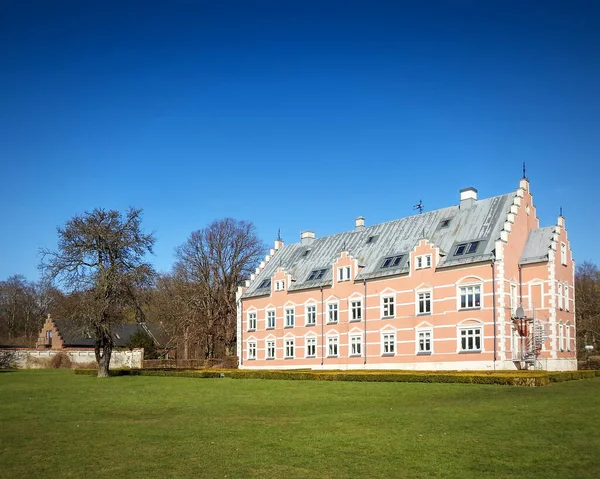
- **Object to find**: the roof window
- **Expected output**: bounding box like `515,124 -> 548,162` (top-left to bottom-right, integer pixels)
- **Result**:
258,279 -> 271,289
454,241 -> 480,256
380,255 -> 403,269
439,219 -> 451,229
307,269 -> 327,281
366,235 -> 378,244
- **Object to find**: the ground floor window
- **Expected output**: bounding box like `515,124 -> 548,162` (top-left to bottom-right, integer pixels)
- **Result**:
266,340 -> 275,359
350,335 -> 362,356
382,333 -> 396,355
417,329 -> 432,353
459,327 -> 482,351
306,337 -> 316,357
327,336 -> 339,357
248,341 -> 256,360
285,339 -> 295,358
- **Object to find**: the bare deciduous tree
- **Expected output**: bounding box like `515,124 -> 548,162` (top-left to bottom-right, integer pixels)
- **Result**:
40,208 -> 156,377
165,218 -> 265,359
575,261 -> 600,354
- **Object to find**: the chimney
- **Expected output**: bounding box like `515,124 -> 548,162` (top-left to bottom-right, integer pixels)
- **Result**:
301,231 -> 315,245
355,216 -> 365,230
460,187 -> 478,209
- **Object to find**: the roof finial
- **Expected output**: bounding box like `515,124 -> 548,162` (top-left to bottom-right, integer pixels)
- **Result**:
413,200 -> 424,214
277,228 -> 282,242
559,206 -> 563,217
522,162 -> 527,179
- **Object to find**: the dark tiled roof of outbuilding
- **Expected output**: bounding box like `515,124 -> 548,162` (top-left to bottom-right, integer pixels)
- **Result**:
52,320 -> 167,348
242,192 -> 516,298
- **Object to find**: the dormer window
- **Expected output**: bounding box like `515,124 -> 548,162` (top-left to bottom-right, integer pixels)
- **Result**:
454,241 -> 480,256
274,280 -> 286,291
307,269 -> 327,281
338,266 -> 351,282
366,235 -> 378,244
415,254 -> 432,269
258,279 -> 271,289
380,255 -> 403,269
439,219 -> 450,229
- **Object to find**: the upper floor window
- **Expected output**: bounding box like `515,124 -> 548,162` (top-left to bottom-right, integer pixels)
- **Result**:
306,305 -> 317,326
459,285 -> 481,309
416,254 -> 432,269
338,266 -> 351,282
557,283 -> 563,310
258,279 -> 271,289
327,303 -> 339,323
417,291 -> 432,315
266,310 -> 276,329
510,284 -> 518,314
382,295 -> 395,318
561,243 -> 567,265
248,312 -> 257,331
285,308 -> 295,328
274,280 -> 286,291
381,255 -> 403,269
350,300 -> 362,321
459,326 -> 482,352
564,284 -> 569,312
307,269 -> 327,281
248,341 -> 257,360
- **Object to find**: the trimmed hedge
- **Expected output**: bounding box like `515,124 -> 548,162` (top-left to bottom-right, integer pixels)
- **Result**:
74,368 -> 600,386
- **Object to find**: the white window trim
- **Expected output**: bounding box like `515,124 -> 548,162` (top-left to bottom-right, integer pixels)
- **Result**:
305,304 -> 317,326
285,307 -> 295,328
416,328 -> 433,354
350,299 -> 362,322
381,331 -> 396,356
561,242 -> 567,265
381,294 -> 396,318
247,341 -> 257,360
564,284 -> 570,312
416,289 -> 433,316
274,279 -> 286,292
327,301 -> 339,324
557,283 -> 563,310
457,325 -> 483,353
266,340 -> 276,360
305,336 -> 317,358
284,338 -> 295,359
457,283 -> 483,310
415,254 -> 432,270
337,266 -> 352,282
349,334 -> 363,357
327,335 -> 339,357
247,311 -> 257,331
266,309 -> 276,329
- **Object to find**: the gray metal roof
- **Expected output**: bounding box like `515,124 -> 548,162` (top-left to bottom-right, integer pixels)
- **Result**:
520,226 -> 555,265
242,192 -> 516,299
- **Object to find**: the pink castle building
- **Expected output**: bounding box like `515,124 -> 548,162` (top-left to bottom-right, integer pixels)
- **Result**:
236,177 -> 576,371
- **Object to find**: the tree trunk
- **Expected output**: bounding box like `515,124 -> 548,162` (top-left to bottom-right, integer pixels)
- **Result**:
95,331 -> 113,378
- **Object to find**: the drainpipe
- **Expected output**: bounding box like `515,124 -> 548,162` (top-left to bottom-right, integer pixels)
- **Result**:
320,286 -> 324,367
363,279 -> 367,365
492,263 -> 497,369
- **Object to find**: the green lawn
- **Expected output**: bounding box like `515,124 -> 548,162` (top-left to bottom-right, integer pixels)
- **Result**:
1,371 -> 599,478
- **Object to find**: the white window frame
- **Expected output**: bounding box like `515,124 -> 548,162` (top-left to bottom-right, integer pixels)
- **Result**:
327,336 -> 339,357
266,309 -> 276,329
350,300 -> 362,322
381,294 -> 395,318
305,337 -> 317,358
416,328 -> 432,354
458,325 -> 483,352
417,290 -> 432,315
349,334 -> 362,356
561,242 -> 567,265
248,341 -> 257,360
284,338 -> 295,359
247,312 -> 257,331
559,323 -> 565,352
285,308 -> 295,328
564,284 -> 569,312
415,254 -> 432,269
305,304 -> 317,326
274,280 -> 286,291
458,284 -> 482,310
266,340 -> 275,359
327,302 -> 339,324
566,323 -> 571,351
337,266 -> 351,282
557,283 -> 563,310
510,284 -> 518,315
381,332 -> 396,356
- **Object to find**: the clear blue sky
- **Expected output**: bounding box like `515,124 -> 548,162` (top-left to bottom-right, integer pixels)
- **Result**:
1,0 -> 599,281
